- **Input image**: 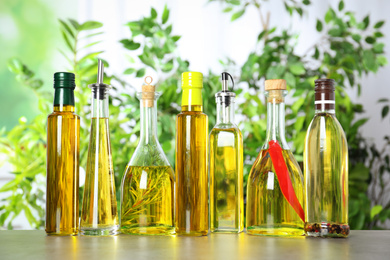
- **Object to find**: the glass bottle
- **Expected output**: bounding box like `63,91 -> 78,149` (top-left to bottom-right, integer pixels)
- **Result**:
80,60 -> 119,236
210,72 -> 244,233
46,72 -> 80,236
246,79 -> 304,237
175,72 -> 209,236
304,79 -> 349,237
120,76 -> 174,235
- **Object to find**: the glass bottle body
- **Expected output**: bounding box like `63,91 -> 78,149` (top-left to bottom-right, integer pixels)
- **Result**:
46,96 -> 80,236
246,90 -> 304,236
120,94 -> 175,235
304,112 -> 349,237
175,105 -> 209,236
210,99 -> 244,233
80,88 -> 118,236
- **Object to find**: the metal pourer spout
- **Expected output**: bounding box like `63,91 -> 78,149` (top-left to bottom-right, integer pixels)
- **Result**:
88,59 -> 111,99
221,72 -> 234,92
97,59 -> 104,84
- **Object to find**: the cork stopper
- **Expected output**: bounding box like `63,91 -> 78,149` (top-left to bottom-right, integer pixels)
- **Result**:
141,76 -> 155,107
265,79 -> 286,91
265,79 -> 286,103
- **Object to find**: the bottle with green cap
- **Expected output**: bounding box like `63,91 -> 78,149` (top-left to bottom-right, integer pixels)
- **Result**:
46,72 -> 80,236
175,71 -> 209,236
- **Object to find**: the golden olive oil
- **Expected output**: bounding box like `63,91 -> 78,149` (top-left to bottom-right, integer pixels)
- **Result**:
80,118 -> 118,234
46,104 -> 80,236
304,85 -> 349,238
246,149 -> 304,236
175,105 -> 209,236
120,165 -> 174,235
210,127 -> 244,233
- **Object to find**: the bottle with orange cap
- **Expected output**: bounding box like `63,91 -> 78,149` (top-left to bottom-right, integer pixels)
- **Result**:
175,71 -> 209,236
246,79 -> 304,237
120,76 -> 174,235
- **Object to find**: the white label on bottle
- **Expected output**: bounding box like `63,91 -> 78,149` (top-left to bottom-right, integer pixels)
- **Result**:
267,171 -> 274,190
140,170 -> 148,189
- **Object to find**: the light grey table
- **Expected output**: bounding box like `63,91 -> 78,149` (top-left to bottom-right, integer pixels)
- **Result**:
0,230 -> 389,259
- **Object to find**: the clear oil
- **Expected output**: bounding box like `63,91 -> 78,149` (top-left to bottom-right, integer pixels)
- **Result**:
80,118 -> 119,235
210,127 -> 244,233
246,149 -> 304,236
175,105 -> 209,236
46,105 -> 80,236
304,113 -> 349,237
120,165 -> 174,235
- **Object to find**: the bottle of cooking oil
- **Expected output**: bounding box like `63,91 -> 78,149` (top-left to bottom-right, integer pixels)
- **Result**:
175,72 -> 209,236
120,76 -> 174,235
304,79 -> 349,238
46,72 -> 80,236
210,72 -> 243,233
246,79 -> 304,237
80,60 -> 119,236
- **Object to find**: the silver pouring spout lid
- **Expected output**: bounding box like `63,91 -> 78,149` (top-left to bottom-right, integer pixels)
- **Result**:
216,72 -> 235,105
88,59 -> 112,99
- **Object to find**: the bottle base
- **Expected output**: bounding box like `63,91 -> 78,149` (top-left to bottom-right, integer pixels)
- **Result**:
305,222 -> 349,238
246,226 -> 304,237
81,226 -> 119,236
121,226 -> 175,236
175,230 -> 209,236
211,228 -> 243,234
46,232 -> 78,236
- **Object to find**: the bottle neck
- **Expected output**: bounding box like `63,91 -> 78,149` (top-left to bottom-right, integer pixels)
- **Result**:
264,96 -> 289,149
139,99 -> 159,145
216,100 -> 235,125
315,91 -> 335,114
181,88 -> 203,109
90,87 -> 109,118
53,88 -> 75,112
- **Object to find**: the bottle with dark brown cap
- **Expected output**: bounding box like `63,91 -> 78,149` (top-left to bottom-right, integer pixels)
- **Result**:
304,79 -> 349,237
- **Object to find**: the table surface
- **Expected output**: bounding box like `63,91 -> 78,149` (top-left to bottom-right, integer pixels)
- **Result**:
1,230 -> 389,260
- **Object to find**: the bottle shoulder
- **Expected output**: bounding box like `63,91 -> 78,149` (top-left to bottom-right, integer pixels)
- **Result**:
48,111 -> 80,119
308,113 -> 347,140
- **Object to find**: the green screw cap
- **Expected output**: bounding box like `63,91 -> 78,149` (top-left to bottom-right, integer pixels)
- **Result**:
54,72 -> 76,89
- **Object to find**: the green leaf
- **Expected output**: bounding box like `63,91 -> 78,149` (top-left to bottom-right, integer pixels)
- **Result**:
223,7 -> 233,13
378,98 -> 389,103
316,19 -> 323,32
284,72 -> 295,88
303,0 -> 311,5
382,106 -> 389,119
228,0 -> 240,5
374,20 -> 385,29
374,31 -> 384,38
120,39 -> 141,50
371,205 -> 383,219
289,62 -> 305,75
373,43 -> 384,53
61,31 -> 74,52
352,34 -> 361,42
231,9 -> 245,21
338,1 -> 344,11
266,65 -> 285,79
362,15 -> 370,29
325,8 -> 335,24
151,8 -> 157,19
172,35 -> 181,42
124,68 -> 136,75
365,36 -> 376,44
79,21 -> 102,31
363,50 -> 376,71
162,5 -> 170,24
136,68 -> 146,78
59,19 -> 74,38
7,58 -> 23,74
68,19 -> 80,30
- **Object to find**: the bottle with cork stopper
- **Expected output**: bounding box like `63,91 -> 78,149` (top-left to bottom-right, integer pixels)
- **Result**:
120,76 -> 174,235
304,79 -> 349,237
246,79 -> 305,237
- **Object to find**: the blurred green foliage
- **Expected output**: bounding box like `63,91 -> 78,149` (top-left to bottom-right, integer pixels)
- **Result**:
1,1 -> 389,230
